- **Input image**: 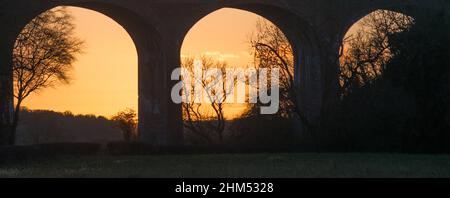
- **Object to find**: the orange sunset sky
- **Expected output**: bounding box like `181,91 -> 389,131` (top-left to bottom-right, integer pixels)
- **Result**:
21,7 -> 266,118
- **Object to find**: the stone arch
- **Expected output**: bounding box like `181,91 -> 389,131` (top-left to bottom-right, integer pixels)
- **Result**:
6,1 -> 169,144
178,2 -> 324,132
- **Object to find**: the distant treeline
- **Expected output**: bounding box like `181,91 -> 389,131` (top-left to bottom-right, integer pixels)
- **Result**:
16,109 -> 122,145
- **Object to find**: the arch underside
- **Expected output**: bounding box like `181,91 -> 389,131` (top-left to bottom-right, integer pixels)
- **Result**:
5,1 -> 179,145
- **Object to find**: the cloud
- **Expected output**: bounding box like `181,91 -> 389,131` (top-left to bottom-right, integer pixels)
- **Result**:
203,51 -> 240,61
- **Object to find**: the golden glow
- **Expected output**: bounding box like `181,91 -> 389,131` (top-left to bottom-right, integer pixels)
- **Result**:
181,8 -> 277,119
21,7 -> 138,117
181,8 -> 262,67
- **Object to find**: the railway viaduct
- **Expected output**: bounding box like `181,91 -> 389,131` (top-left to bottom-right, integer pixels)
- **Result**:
0,0 -> 442,145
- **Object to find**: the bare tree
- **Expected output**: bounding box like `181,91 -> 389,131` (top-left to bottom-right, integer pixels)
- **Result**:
11,7 -> 84,144
181,57 -> 232,145
248,19 -> 313,130
333,10 -> 416,150
244,14 -> 412,148
339,10 -> 414,95
111,109 -> 138,142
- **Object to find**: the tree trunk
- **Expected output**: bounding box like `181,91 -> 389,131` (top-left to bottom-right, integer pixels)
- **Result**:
10,99 -> 22,145
0,75 -> 14,146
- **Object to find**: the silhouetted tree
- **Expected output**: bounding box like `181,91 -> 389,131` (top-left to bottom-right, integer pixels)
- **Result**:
16,109 -> 122,145
249,20 -> 297,119
339,10 -> 414,95
242,19 -> 308,147
111,109 -> 138,142
11,7 -> 84,145
181,57 -> 231,145
330,10 -> 415,151
383,5 -> 450,152
331,5 -> 450,153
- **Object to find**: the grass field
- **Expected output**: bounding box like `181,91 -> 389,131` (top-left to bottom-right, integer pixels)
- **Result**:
1,153 -> 449,178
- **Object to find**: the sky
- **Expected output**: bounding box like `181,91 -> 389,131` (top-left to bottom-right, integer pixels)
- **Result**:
181,8 -> 260,67
21,7 -> 269,118
21,7 -> 138,117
